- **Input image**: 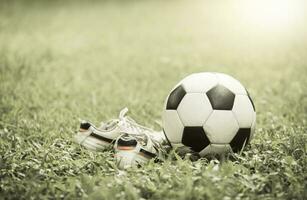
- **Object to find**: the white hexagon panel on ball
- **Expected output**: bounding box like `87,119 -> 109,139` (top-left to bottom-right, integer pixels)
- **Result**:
162,110 -> 184,144
177,93 -> 213,127
232,94 -> 255,128
181,72 -> 218,93
216,73 -> 247,95
203,110 -> 239,144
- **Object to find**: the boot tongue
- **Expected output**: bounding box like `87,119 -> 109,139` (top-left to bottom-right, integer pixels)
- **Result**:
119,107 -> 129,120
99,108 -> 129,131
99,120 -> 118,130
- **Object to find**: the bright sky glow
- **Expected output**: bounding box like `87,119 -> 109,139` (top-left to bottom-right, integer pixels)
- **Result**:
237,0 -> 305,31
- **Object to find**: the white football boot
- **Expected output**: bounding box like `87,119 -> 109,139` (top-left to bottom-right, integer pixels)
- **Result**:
114,131 -> 168,169
74,108 -> 168,151
74,120 -> 117,151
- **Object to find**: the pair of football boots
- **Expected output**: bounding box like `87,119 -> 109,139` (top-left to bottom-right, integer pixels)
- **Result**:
74,108 -> 168,168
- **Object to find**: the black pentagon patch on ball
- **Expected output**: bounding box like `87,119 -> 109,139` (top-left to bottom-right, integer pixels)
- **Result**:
166,85 -> 186,110
230,128 -> 251,153
206,85 -> 235,110
182,127 -> 210,152
246,90 -> 256,111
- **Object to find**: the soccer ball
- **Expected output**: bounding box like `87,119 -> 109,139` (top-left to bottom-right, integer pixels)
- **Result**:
162,72 -> 256,156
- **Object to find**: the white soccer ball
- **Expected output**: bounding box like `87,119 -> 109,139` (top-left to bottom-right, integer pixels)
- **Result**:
162,72 -> 256,156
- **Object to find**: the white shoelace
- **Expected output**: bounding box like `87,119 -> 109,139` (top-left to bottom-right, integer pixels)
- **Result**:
118,108 -> 156,137
98,108 -> 167,149
117,108 -> 168,155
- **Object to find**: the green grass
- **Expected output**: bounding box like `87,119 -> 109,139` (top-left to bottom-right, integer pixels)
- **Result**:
0,0 -> 306,199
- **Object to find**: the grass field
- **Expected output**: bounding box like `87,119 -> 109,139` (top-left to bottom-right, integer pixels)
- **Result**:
0,0 -> 306,199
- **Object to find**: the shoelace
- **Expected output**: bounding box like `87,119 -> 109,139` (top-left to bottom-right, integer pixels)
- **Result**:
118,108 -> 168,156
118,108 -> 156,137
98,108 -> 168,157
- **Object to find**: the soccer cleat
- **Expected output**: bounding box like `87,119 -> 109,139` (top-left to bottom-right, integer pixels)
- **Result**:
114,132 -> 167,169
74,108 -> 168,151
74,120 -> 118,150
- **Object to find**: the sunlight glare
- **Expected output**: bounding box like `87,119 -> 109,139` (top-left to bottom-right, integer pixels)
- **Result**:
238,0 -> 305,31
